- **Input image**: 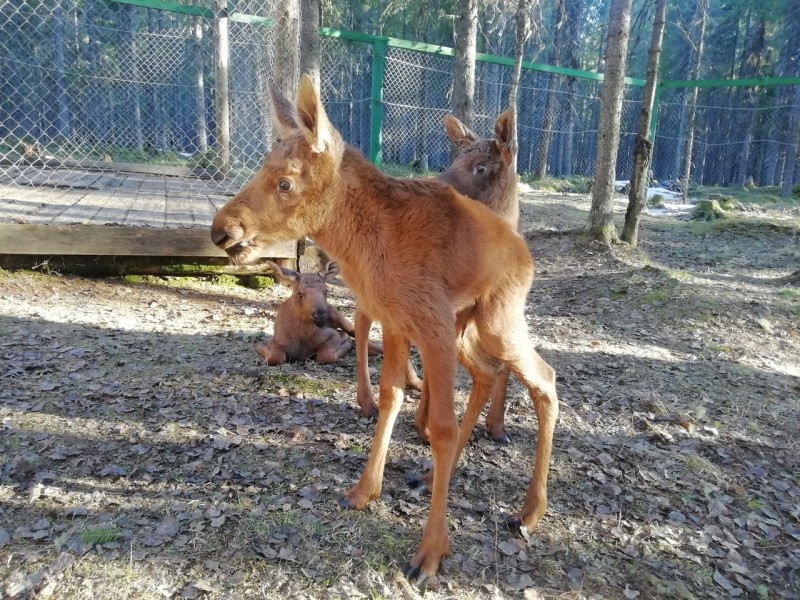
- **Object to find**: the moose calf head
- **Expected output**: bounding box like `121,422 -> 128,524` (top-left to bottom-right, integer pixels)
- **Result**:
211,76 -> 345,265
266,260 -> 339,328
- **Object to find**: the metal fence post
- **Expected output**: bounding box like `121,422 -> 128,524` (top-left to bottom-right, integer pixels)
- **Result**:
369,39 -> 386,165
213,0 -> 231,179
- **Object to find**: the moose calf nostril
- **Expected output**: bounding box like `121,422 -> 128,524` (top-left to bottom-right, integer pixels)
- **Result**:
211,230 -> 230,247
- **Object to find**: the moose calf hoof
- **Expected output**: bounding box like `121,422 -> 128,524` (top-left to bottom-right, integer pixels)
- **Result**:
340,486 -> 376,510
358,400 -> 379,419
505,516 -> 524,536
488,425 -> 510,444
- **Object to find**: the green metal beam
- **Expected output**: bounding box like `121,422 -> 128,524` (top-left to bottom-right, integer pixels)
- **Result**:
107,0 -> 272,25
319,27 -> 646,86
108,0 -> 213,18
661,76 -> 800,89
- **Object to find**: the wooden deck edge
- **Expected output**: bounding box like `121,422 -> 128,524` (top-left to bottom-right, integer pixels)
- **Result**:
0,223 -> 297,259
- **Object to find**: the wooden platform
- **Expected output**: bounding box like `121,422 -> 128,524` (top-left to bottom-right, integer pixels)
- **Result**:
0,167 -> 297,261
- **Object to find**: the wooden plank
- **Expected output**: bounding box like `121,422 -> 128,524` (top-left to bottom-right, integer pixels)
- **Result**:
0,223 -> 297,258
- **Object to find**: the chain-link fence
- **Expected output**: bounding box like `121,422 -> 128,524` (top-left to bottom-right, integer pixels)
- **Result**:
1,2 -> 798,200
0,0 -> 275,197
654,84 -> 800,187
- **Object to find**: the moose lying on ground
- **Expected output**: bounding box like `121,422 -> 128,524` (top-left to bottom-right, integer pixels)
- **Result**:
210,75 -> 558,581
355,111 -> 521,444
254,260 -> 377,365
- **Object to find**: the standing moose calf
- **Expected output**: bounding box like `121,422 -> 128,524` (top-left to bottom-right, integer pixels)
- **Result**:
255,260 -> 370,365
210,75 -> 558,581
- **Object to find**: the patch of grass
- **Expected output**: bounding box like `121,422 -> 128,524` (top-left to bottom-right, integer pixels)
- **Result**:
267,373 -> 339,397
80,527 -> 121,545
778,287 -> 800,300
639,288 -> 673,304
686,217 -> 797,236
707,343 -> 731,354
746,498 -> 764,511
692,185 -> 799,206
522,175 -> 592,194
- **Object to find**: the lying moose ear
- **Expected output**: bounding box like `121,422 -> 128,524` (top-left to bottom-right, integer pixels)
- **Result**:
295,74 -> 334,153
269,83 -> 300,142
320,261 -> 339,282
444,114 -> 478,149
265,260 -> 299,287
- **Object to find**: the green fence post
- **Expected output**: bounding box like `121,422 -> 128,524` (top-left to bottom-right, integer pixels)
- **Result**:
369,39 -> 387,165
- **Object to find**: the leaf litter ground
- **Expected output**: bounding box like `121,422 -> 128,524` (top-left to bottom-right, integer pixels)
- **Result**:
1,191 -> 798,599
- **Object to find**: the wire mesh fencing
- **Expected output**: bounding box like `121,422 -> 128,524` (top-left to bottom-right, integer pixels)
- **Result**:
0,0 -> 276,197
654,84 -> 800,187
1,2 -> 797,206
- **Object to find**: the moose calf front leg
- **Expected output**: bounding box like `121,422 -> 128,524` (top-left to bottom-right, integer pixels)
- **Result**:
254,340 -> 288,366
342,329 -> 408,509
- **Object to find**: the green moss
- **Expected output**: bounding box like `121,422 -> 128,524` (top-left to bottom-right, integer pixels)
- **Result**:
160,263 -> 227,274
245,275 -> 275,289
208,274 -> 239,286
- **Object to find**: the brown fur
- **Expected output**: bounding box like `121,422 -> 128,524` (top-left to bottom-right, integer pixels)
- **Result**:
355,111 -> 520,446
254,260 -> 359,365
210,76 -> 558,580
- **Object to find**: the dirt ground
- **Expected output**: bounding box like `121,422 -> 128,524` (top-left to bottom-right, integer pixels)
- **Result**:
1,189 -> 799,600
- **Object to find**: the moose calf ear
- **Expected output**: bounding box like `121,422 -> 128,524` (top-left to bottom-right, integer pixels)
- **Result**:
495,110 -> 514,149
269,83 -> 300,141
266,260 -> 298,287
296,74 -> 334,153
444,114 -> 478,149
320,261 -> 339,282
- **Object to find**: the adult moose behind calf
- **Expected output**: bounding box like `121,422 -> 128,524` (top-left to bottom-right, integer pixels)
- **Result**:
210,75 -> 558,580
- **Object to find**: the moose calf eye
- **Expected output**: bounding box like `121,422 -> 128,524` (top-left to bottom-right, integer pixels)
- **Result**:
278,179 -> 292,192
476,165 -> 486,174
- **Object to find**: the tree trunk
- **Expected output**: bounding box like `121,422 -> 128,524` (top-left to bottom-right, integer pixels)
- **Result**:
680,0 -> 708,203
561,0 -> 583,177
213,0 -> 230,176
85,0 -> 101,145
274,0 -> 301,101
534,0 -> 564,179
621,0 -> 666,248
299,0 -> 321,89
53,0 -> 71,140
584,0 -> 632,243
192,13 -> 207,154
124,5 -> 143,152
507,0 -> 531,172
451,0 -> 478,131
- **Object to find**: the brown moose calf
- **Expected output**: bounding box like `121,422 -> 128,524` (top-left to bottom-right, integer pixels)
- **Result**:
255,260 -> 363,365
